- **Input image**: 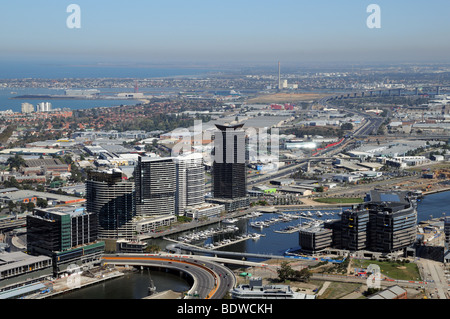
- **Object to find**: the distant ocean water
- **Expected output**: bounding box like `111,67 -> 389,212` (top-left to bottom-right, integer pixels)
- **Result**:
0,62 -> 217,112
0,61 -> 215,79
0,87 -> 173,113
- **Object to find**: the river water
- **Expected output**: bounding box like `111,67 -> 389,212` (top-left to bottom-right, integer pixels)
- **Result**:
54,190 -> 450,299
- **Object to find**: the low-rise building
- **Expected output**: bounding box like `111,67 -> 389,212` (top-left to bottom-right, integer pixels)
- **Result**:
368,285 -> 407,299
0,252 -> 52,289
184,203 -> 225,220
332,174 -> 361,183
0,189 -> 85,206
298,227 -> 333,253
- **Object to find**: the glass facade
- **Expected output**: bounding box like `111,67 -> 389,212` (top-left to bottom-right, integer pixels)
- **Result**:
212,124 -> 247,199
86,170 -> 135,238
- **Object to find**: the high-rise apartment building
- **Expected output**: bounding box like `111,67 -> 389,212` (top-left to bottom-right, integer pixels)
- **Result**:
21,102 -> 34,113
86,169 -> 135,239
36,102 -> 52,112
134,156 -> 176,217
174,153 -> 205,215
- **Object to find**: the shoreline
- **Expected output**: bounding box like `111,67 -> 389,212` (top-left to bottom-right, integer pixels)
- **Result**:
39,271 -> 124,299
421,186 -> 450,196
10,95 -> 141,101
142,187 -> 450,240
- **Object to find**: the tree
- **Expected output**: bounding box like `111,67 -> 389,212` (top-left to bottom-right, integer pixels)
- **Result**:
7,154 -> 25,171
341,123 -> 354,131
293,268 -> 311,282
8,201 -> 16,214
26,202 -> 35,212
36,198 -> 48,208
277,261 -> 295,282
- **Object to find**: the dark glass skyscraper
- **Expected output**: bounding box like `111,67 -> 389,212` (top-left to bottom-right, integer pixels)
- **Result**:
211,123 -> 249,211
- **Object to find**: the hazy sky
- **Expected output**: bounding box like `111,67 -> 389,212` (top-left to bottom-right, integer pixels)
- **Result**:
1,0 -> 450,65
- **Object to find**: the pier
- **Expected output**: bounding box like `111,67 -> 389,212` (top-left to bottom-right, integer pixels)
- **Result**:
164,232 -> 265,250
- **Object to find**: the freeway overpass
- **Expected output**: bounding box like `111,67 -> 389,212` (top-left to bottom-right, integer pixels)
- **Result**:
168,243 -> 286,261
101,253 -> 236,299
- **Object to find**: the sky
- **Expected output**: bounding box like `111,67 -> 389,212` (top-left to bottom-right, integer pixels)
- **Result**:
1,0 -> 450,66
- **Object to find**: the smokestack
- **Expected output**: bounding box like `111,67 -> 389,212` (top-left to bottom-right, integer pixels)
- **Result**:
278,61 -> 281,90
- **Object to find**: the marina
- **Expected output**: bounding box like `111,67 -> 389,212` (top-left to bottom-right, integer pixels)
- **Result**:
162,211 -> 272,249
160,208 -> 345,251
161,208 -> 345,249
51,191 -> 450,299
165,231 -> 265,250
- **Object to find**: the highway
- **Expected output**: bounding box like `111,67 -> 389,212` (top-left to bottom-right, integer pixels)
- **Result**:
101,253 -> 235,299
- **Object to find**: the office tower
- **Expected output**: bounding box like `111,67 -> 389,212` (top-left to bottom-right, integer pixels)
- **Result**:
323,219 -> 342,249
210,123 -> 249,211
21,102 -> 34,113
212,124 -> 246,198
365,191 -> 417,253
340,208 -> 370,251
26,206 -> 104,276
134,156 -> 176,216
338,190 -> 417,253
174,153 -> 205,215
86,169 -> 135,239
444,217 -> 450,251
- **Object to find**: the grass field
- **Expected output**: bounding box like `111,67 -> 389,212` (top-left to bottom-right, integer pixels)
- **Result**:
317,282 -> 362,299
353,259 -> 421,281
313,197 -> 364,204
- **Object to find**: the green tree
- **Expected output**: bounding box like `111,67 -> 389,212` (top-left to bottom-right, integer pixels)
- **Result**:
8,201 -> 16,214
6,154 -> 26,171
341,123 -> 354,131
277,261 -> 295,282
26,202 -> 35,212
293,268 -> 311,282
36,198 -> 48,208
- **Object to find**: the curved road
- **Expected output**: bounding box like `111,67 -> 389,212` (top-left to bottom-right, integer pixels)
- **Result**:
101,254 -> 235,299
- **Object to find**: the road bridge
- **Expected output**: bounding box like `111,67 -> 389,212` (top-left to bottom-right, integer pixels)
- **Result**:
168,243 -> 287,261
101,253 -> 236,299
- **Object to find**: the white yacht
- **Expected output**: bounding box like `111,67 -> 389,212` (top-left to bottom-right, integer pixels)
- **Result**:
222,218 -> 238,224
250,221 -> 265,229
